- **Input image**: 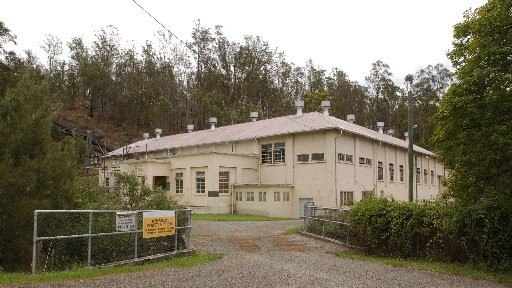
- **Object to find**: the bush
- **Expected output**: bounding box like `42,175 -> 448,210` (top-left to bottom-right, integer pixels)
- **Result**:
347,197 -> 512,271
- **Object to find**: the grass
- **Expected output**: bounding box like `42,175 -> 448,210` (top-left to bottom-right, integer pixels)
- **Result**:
284,226 -> 303,235
192,213 -> 293,221
0,252 -> 222,286
332,250 -> 512,286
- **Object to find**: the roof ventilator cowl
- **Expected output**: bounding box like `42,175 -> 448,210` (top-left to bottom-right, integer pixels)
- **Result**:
209,117 -> 217,131
295,100 -> 304,117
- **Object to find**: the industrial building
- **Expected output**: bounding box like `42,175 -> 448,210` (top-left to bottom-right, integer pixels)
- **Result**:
101,101 -> 445,218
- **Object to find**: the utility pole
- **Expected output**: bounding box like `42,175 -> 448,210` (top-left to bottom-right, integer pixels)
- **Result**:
406,77 -> 414,202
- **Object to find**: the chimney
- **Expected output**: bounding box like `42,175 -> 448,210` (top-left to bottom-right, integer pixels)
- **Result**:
155,128 -> 162,140
143,132 -> 149,140
187,124 -> 194,133
209,117 -> 217,131
404,132 -> 409,143
295,100 -> 304,117
321,101 -> 330,116
376,122 -> 384,134
346,114 -> 355,124
250,112 -> 258,122
386,129 -> 394,136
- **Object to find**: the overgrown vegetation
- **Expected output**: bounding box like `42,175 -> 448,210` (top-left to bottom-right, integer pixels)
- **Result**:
0,252 -> 222,285
348,197 -> 512,271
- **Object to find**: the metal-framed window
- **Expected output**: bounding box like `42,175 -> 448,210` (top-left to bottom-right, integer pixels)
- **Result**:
283,191 -> 290,201
246,191 -> 255,202
261,142 -> 286,164
261,144 -> 272,164
196,171 -> 205,193
378,161 -> 384,181
175,172 -> 183,193
311,153 -> 325,161
416,168 -> 421,183
424,169 -> 428,184
399,165 -> 404,182
431,170 -> 435,186
274,191 -> 280,202
219,171 -> 229,193
340,191 -> 354,206
258,191 -> 266,202
297,154 -> 309,162
235,191 -> 243,201
389,163 -> 394,182
273,142 -> 285,163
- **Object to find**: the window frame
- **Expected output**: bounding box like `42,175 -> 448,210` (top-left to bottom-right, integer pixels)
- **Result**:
399,165 -> 404,182
246,191 -> 255,202
311,153 -> 325,161
297,154 -> 309,162
274,191 -> 281,202
258,191 -> 267,202
389,163 -> 394,182
218,171 -> 230,193
175,172 -> 184,193
196,171 -> 206,194
340,191 -> 354,206
377,161 -> 384,181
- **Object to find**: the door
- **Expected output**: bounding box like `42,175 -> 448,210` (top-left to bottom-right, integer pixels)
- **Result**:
299,198 -> 314,218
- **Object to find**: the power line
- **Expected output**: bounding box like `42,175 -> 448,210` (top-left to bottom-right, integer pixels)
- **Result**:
130,0 -> 197,55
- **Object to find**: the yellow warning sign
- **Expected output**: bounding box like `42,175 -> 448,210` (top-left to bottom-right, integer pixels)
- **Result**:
143,211 -> 176,238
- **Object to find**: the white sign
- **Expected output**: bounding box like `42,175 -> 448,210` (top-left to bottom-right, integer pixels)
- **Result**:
116,212 -> 137,232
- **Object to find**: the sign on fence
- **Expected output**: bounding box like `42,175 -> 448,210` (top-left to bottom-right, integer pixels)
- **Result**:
143,210 -> 176,238
116,212 -> 137,232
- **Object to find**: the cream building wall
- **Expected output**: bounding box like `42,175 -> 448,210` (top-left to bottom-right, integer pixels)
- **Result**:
100,127 -> 446,218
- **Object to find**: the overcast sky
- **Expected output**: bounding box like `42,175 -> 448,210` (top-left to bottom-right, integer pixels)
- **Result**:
2,0 -> 486,83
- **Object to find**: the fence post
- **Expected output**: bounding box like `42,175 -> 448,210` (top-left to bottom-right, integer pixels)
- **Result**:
174,210 -> 178,252
134,231 -> 138,259
87,211 -> 93,268
31,211 -> 38,275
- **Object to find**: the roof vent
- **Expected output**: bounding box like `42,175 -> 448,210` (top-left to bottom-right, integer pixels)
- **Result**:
346,114 -> 355,124
250,112 -> 258,122
321,100 -> 330,116
187,124 -> 194,133
386,129 -> 394,136
155,128 -> 162,140
404,132 -> 409,143
209,117 -> 217,131
295,100 -> 304,117
376,122 -> 384,134
143,132 -> 149,140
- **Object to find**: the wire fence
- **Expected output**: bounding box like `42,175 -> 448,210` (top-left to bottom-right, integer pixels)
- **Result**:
303,204 -> 350,244
32,209 -> 192,274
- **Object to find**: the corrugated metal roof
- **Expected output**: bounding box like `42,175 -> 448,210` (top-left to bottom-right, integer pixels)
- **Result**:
106,112 -> 435,157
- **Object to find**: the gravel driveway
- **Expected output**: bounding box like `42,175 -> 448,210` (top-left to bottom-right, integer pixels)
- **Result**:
13,220 -> 506,288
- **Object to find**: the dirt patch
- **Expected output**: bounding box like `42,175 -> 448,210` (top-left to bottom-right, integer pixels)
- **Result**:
272,235 -> 305,252
232,236 -> 261,253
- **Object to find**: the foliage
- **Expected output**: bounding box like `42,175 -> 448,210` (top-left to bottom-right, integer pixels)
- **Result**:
347,197 -> 512,271
433,0 -> 512,204
0,71 -> 77,271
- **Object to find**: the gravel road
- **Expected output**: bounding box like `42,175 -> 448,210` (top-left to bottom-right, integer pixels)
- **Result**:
12,219 -> 506,288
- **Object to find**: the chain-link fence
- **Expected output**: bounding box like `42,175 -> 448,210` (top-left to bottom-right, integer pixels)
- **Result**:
303,204 -> 350,244
32,209 -> 192,274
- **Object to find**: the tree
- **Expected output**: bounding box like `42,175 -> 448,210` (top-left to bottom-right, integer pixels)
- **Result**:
433,0 -> 512,203
0,71 -> 77,271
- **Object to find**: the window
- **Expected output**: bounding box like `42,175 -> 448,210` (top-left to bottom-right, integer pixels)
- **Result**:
424,169 -> 428,184
366,158 -> 372,166
297,154 -> 309,162
219,171 -> 230,193
235,191 -> 243,201
196,171 -> 205,193
258,191 -> 266,202
311,153 -> 325,161
431,170 -> 435,186
399,165 -> 404,182
274,191 -> 281,202
105,177 -> 110,188
340,191 -> 354,206
175,173 -> 183,193
154,176 -> 168,190
261,144 -> 272,164
378,161 -> 384,181
262,142 -> 286,164
359,157 -> 365,165
416,168 -> 421,183
338,154 -> 354,163
273,142 -> 286,163
283,191 -> 290,201
389,163 -> 394,182
246,191 -> 255,202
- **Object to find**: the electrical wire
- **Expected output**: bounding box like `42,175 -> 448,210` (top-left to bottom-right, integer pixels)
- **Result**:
130,0 -> 197,55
